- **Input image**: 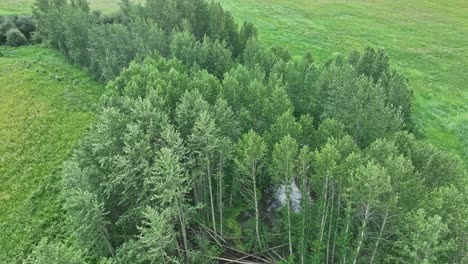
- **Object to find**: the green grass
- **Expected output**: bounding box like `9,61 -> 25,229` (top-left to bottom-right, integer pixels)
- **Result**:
0,46 -> 104,260
0,0 -> 124,14
219,0 -> 468,162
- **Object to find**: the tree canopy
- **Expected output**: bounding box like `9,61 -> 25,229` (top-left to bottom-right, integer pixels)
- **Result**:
25,0 -> 468,263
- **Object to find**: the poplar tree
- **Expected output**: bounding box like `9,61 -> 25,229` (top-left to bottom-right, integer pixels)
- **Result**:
271,135 -> 299,257
350,161 -> 392,264
146,125 -> 193,257
234,130 -> 267,247
189,111 -> 221,234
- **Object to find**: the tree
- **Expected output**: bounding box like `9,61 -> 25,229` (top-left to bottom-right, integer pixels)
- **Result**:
236,21 -> 257,57
170,31 -> 199,70
189,70 -> 222,104
130,18 -> 169,57
320,63 -> 403,147
222,64 -> 292,133
311,136 -> 358,263
266,110 -> 303,148
271,135 -> 299,257
145,0 -> 181,33
397,209 -> 452,263
24,239 -> 85,264
350,161 -> 392,264
137,207 -> 179,263
315,118 -> 346,148
175,89 -> 210,139
189,111 -> 222,234
296,146 -> 313,264
198,36 -> 233,79
243,38 -> 278,78
234,130 -> 267,247
277,56 -> 318,116
63,2 -> 91,66
211,97 -> 240,140
145,125 -> 193,257
63,161 -> 115,259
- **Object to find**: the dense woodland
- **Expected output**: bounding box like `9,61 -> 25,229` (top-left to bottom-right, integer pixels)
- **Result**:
14,0 -> 468,263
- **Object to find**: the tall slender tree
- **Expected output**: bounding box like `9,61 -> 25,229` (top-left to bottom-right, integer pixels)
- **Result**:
271,135 -> 299,257
235,130 -> 267,247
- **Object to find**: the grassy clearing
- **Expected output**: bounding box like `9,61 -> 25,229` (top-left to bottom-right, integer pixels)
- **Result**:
0,46 -> 104,260
219,0 -> 468,162
0,0 -> 124,14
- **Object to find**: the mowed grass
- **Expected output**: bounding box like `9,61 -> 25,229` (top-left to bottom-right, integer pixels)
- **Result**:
0,46 -> 104,260
219,0 -> 468,162
0,0 -> 123,14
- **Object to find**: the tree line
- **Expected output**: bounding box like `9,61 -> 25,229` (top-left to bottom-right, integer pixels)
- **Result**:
23,0 -> 468,263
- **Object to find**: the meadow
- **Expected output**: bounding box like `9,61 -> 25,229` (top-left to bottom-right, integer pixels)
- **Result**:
219,0 -> 468,161
0,46 -> 104,260
0,0 -> 123,14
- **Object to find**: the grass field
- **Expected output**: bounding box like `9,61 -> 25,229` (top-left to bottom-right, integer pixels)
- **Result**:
219,0 -> 468,162
0,46 -> 104,260
0,0 -> 123,14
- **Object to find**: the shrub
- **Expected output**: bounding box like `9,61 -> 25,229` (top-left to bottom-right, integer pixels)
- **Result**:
31,31 -> 43,44
15,16 -> 36,39
0,20 -> 16,44
6,28 -> 27,46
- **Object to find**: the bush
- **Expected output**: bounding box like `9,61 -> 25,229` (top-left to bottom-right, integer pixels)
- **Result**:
15,16 -> 36,39
6,28 -> 27,46
31,31 -> 43,44
0,20 -> 16,44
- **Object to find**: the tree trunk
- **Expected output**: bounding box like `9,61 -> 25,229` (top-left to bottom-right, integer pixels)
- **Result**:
218,155 -> 223,236
178,199 -> 188,258
353,204 -> 370,264
287,187 -> 293,257
229,175 -> 236,207
370,208 -> 389,264
320,176 -> 329,242
326,184 -> 335,264
252,164 -> 261,247
207,163 -> 217,234
332,190 -> 341,262
342,203 -> 352,264
300,173 -> 307,264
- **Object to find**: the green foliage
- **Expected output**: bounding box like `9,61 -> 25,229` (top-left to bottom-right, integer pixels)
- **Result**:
266,110 -> 303,147
219,0 -> 468,162
6,28 -> 26,46
0,17 -> 16,43
170,31 -> 233,79
234,130 -> 267,246
136,208 -> 179,263
0,15 -> 37,45
32,0 -> 252,80
15,16 -> 36,39
397,209 -> 452,263
2,0 -> 465,263
222,64 -> 292,133
63,161 -> 114,258
0,46 -> 103,261
320,62 -> 403,147
24,239 -> 85,264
